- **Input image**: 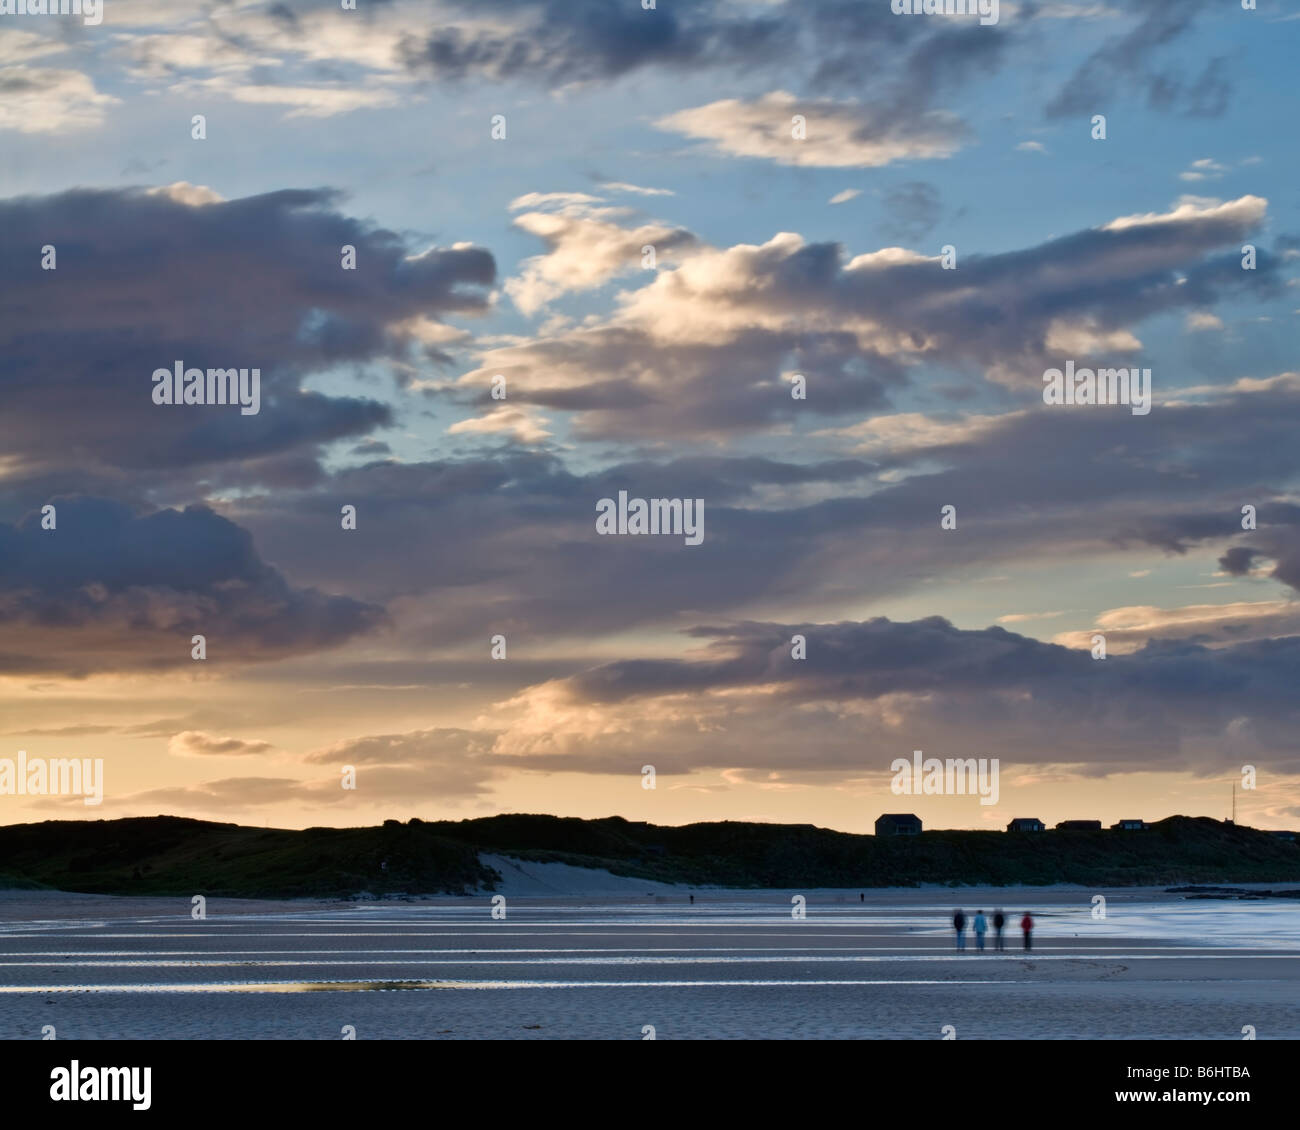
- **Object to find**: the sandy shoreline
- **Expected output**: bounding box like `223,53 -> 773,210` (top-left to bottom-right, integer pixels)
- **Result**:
0,874 -> 1297,1039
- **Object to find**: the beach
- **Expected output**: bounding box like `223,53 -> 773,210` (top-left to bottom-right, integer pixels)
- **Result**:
0,866 -> 1297,1040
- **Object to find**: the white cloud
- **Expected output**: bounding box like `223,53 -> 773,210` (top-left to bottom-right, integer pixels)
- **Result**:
146,182 -> 225,207
1054,602 -> 1300,653
0,66 -> 118,134
448,405 -> 553,445
0,29 -> 67,65
509,192 -> 605,212
505,197 -> 698,315
225,84 -> 402,118
1101,195 -> 1266,233
598,182 -> 675,197
656,91 -> 966,168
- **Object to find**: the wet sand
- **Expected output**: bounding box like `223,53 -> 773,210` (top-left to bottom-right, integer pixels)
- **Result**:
0,884 -> 1296,1039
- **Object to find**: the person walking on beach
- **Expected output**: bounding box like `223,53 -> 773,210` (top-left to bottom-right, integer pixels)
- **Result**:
973,909 -> 987,952
953,908 -> 966,951
1021,911 -> 1034,951
992,909 -> 1005,951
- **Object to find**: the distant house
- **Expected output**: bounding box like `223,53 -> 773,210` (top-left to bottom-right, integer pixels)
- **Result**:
1056,819 -> 1102,831
1007,818 -> 1045,832
1269,830 -> 1298,843
875,813 -> 922,836
1111,819 -> 1147,831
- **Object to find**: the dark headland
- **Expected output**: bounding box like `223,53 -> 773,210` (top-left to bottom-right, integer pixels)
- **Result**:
2,814 -> 1299,898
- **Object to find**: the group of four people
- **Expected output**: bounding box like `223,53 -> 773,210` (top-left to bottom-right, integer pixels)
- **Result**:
952,909 -> 1033,951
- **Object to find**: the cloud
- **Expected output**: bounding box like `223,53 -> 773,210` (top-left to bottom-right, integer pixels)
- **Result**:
0,67 -> 118,133
0,30 -> 71,66
118,31 -> 281,80
117,760 -> 497,811
168,731 -> 276,758
0,497 -> 384,675
1045,0 -> 1230,119
398,0 -> 789,84
453,194 -> 1274,441
114,776 -> 342,812
877,181 -> 942,242
447,405 -> 553,445
145,182 -> 225,207
302,726 -> 504,799
1214,504 -> 1300,597
1052,601 -> 1300,653
656,92 -> 967,168
504,194 -> 699,315
481,616 -> 1300,778
0,186 -> 494,484
507,192 -> 603,211
223,84 -> 404,118
1179,157 -> 1228,182
94,0 -> 994,116
3,0 -> 1297,828
599,182 -> 675,197
225,373 -> 1300,655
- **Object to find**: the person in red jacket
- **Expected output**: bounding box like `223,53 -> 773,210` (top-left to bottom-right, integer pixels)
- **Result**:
1020,912 -> 1034,951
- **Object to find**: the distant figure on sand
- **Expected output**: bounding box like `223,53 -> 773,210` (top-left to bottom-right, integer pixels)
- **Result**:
992,909 -> 1005,951
973,909 -> 987,952
860,893 -> 864,902
689,894 -> 694,904
953,908 -> 966,951
1021,911 -> 1034,951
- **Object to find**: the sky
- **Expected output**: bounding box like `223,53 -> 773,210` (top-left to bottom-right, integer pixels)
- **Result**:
2,0 -> 1300,834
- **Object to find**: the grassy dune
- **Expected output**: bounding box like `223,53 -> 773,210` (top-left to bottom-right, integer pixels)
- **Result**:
0,813 -> 1296,897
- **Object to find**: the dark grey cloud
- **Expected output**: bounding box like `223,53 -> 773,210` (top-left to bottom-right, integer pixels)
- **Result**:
1214,505 -> 1300,594
563,615 -> 1231,706
525,615 -> 1300,775
399,0 -> 788,85
0,186 -> 494,480
0,496 -> 384,675
878,181 -> 942,243
1045,0 -> 1229,119
395,0 -> 1014,161
394,0 -> 1218,133
229,450 -> 877,638
217,376 -> 1300,658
